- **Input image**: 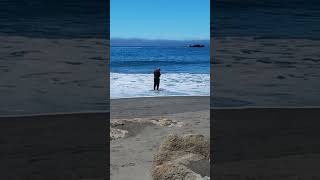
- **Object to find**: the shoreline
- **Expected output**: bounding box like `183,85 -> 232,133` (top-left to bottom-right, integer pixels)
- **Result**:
110,95 -> 209,100
110,73 -> 210,99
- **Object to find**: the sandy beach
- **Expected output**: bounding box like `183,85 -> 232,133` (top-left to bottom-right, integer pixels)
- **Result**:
110,96 -> 210,180
0,36 -> 109,115
211,37 -> 320,107
0,112 -> 108,180
212,107 -> 320,179
0,35 -> 109,179
211,36 -> 320,179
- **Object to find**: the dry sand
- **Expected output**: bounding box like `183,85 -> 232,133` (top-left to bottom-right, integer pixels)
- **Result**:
110,96 -> 210,180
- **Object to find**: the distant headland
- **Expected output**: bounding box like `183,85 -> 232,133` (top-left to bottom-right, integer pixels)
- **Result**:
111,38 -> 209,47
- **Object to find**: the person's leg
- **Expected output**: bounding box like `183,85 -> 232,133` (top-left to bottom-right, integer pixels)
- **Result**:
157,80 -> 160,90
154,81 -> 156,90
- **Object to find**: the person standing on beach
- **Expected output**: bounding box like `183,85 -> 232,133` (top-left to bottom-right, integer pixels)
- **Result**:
154,68 -> 161,90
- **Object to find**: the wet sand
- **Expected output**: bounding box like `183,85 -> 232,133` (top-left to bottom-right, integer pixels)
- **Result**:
0,36 -> 109,115
0,112 -> 108,180
0,35 -> 109,179
211,37 -> 320,179
212,37 -> 320,107
212,107 -> 320,179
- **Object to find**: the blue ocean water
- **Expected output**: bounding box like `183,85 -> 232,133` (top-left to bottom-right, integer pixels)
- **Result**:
110,46 -> 210,74
110,46 -> 210,98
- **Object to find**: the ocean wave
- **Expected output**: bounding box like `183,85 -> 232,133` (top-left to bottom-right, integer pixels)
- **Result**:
110,73 -> 209,99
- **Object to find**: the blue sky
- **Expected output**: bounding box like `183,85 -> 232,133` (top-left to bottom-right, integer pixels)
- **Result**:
111,0 -> 210,40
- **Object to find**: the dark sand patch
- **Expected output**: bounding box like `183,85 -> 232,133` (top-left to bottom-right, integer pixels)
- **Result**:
63,61 -> 83,65
0,112 -> 108,180
8,50 -> 42,57
90,56 -> 105,60
212,107 -> 320,179
20,71 -> 72,79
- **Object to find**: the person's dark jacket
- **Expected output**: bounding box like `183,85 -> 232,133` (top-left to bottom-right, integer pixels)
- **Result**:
154,69 -> 161,78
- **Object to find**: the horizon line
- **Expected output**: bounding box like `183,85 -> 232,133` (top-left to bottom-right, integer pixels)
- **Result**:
110,37 -> 210,41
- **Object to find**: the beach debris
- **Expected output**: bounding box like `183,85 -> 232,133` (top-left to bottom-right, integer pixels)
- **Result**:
150,118 -> 184,127
112,118 -> 184,128
152,134 -> 210,180
130,117 -> 183,127
110,118 -> 184,140
110,128 -> 128,140
111,119 -> 126,126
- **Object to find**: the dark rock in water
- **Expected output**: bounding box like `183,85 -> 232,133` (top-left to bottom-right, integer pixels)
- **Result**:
189,44 -> 205,48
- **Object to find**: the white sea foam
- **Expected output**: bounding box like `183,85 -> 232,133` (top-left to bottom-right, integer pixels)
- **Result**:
111,73 -> 209,99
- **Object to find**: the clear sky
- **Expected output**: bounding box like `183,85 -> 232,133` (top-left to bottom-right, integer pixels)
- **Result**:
111,0 -> 210,40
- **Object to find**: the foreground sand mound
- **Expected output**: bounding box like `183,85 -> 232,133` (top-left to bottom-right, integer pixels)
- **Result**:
152,134 -> 210,180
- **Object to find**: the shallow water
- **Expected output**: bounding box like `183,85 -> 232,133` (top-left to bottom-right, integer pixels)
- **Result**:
111,73 -> 209,99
